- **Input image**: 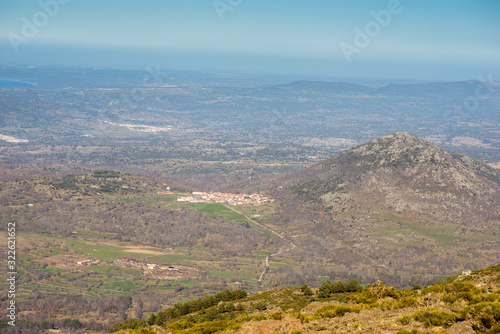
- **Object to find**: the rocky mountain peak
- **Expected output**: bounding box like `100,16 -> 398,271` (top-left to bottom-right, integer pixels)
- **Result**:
274,132 -> 499,224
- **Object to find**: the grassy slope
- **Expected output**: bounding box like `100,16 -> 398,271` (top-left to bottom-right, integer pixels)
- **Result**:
113,264 -> 500,334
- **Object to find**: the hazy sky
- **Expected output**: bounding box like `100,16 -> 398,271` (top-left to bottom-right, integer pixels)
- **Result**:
1,0 -> 499,81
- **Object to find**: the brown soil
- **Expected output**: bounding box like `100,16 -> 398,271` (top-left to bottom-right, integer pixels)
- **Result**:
35,254 -> 88,270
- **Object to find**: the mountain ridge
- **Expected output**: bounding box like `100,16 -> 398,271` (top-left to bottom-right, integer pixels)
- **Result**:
239,132 -> 500,288
268,132 -> 499,225
277,79 -> 500,97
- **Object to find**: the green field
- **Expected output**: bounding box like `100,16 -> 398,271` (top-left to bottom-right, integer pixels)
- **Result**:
188,203 -> 246,220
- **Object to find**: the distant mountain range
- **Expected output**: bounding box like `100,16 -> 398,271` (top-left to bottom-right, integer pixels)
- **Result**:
277,79 -> 500,100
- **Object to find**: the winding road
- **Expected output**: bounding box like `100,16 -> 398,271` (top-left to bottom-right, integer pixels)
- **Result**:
222,204 -> 296,285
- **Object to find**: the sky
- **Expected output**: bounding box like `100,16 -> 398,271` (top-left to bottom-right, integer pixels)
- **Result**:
0,0 -> 499,81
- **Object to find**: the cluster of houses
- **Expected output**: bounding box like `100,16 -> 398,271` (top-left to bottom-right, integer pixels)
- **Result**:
177,191 -> 274,205
158,186 -> 172,195
76,257 -> 179,273
77,259 -> 100,265
116,257 -> 178,271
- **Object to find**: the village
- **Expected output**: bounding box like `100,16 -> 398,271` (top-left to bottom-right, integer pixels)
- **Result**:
74,257 -> 198,280
176,191 -> 274,205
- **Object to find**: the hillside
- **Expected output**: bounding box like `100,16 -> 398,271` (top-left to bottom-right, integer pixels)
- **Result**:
280,132 -> 499,225
0,169 -> 287,331
109,263 -> 500,334
246,132 -> 500,286
0,133 -> 498,331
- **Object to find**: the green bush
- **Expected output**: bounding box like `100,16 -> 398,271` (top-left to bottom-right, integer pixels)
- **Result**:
317,281 -> 333,298
345,290 -> 377,306
331,281 -> 346,293
440,282 -> 484,305
167,319 -> 241,334
460,302 -> 500,332
268,310 -> 283,320
315,304 -> 361,318
303,286 -> 313,296
254,301 -> 267,311
396,330 -> 419,334
63,318 -> 82,329
124,328 -> 158,334
294,312 -> 306,323
109,318 -> 147,332
144,289 -> 247,326
400,308 -> 456,328
93,170 -> 121,178
40,320 -> 55,329
346,279 -> 362,292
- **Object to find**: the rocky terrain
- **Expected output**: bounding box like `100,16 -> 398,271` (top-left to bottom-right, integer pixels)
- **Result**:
281,132 -> 499,225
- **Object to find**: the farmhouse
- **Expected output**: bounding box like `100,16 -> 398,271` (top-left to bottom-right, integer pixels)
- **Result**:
146,263 -> 158,270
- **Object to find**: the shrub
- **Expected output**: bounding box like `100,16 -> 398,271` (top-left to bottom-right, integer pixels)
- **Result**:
440,282 -> 483,305
109,318 -> 147,332
268,310 -> 283,320
331,281 -> 346,293
294,312 -> 306,323
400,308 -> 456,328
40,320 -> 55,329
142,289 -> 248,326
167,319 -> 241,334
315,304 -> 361,318
254,301 -> 267,311
63,318 -> 83,330
345,289 -> 377,306
303,287 -> 313,296
317,281 -> 333,298
346,279 -> 362,292
460,302 -> 500,332
125,328 -> 158,334
167,320 -> 195,331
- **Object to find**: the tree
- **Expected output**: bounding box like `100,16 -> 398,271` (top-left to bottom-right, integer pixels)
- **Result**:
303,286 -> 314,296
41,320 -> 55,329
254,302 -> 267,310
63,318 -> 82,329
346,279 -> 362,292
331,281 -> 346,293
317,280 -> 333,298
